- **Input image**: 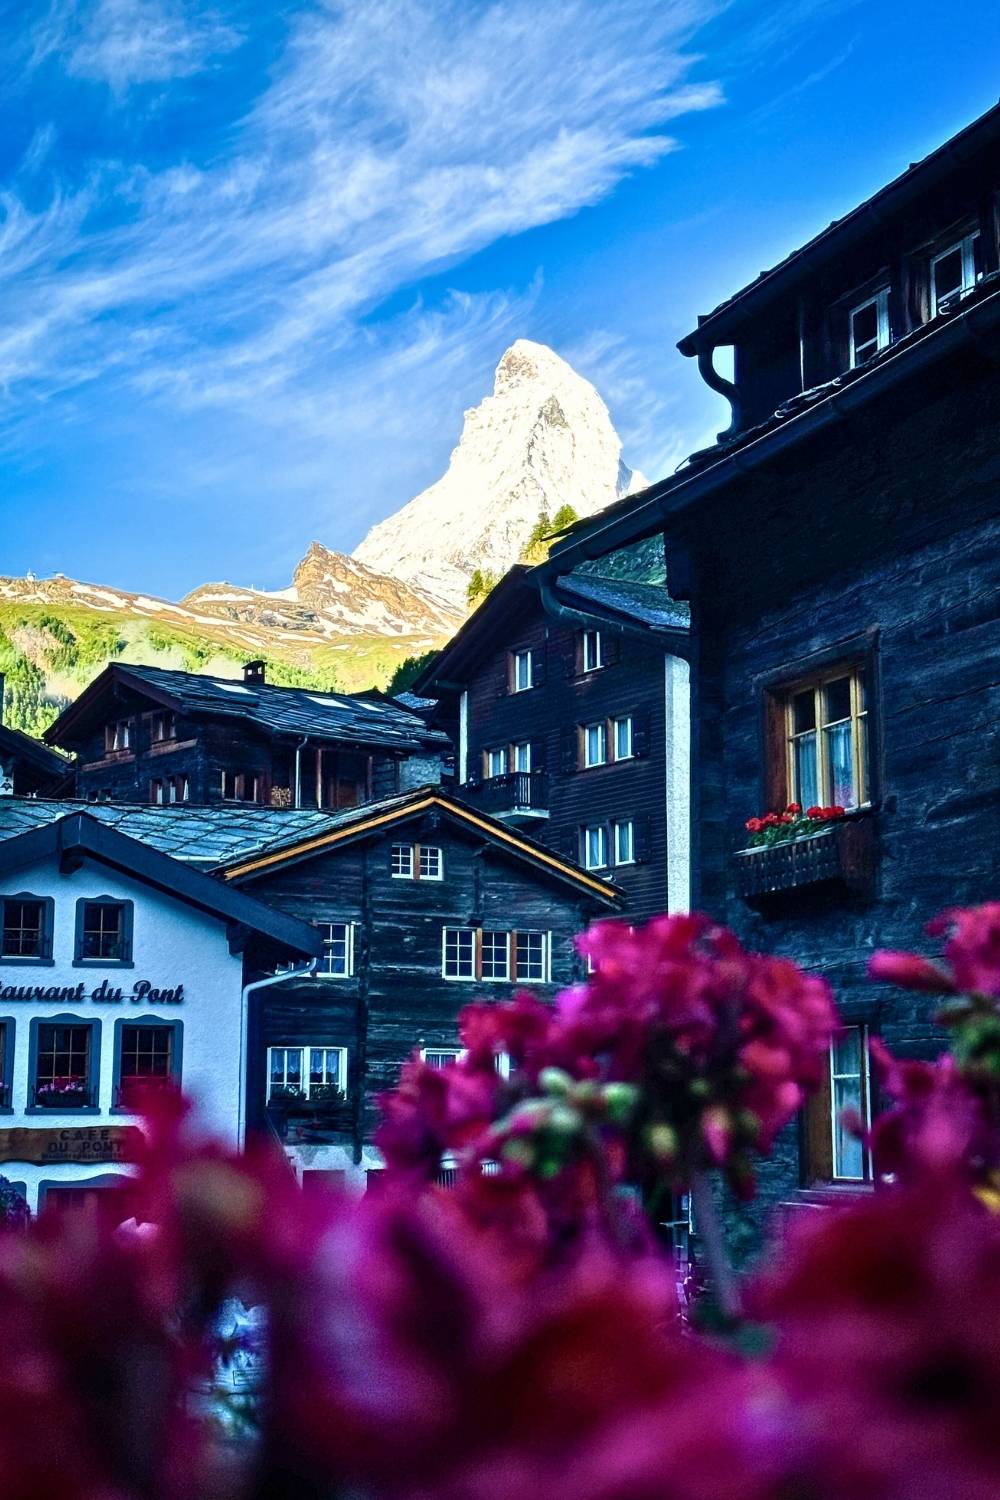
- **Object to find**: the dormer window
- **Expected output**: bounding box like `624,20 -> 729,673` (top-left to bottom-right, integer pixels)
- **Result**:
931,232 -> 982,315
849,289 -> 889,367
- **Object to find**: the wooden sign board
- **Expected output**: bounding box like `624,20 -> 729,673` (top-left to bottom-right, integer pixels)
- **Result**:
0,1126 -> 142,1166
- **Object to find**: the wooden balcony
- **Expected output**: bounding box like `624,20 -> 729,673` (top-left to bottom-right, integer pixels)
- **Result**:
458,771 -> 549,824
734,815 -> 876,909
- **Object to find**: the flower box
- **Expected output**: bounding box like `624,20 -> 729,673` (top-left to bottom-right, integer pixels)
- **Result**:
34,1082 -> 93,1109
735,816 -> 875,907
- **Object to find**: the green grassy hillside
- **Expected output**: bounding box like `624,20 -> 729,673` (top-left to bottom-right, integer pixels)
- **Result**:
0,602 -> 424,736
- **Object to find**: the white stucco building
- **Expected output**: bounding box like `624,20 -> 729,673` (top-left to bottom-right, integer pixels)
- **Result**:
0,812 -> 319,1215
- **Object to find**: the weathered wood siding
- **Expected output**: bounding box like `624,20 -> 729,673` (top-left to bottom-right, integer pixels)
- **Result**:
675,343 -> 1000,1231
463,600 -> 672,920
242,818 -> 599,1156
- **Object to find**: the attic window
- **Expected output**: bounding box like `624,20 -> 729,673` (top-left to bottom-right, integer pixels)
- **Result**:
221,770 -> 261,803
931,233 -> 982,314
105,719 -> 131,753
849,289 -> 889,367
151,711 -> 176,743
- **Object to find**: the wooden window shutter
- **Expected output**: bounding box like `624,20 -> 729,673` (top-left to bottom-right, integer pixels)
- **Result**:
497,664 -> 511,699
573,631 -> 584,676
632,711 -> 651,759
634,816 -> 652,864
532,648 -> 546,688
603,633 -> 622,666
531,738 -> 548,771
803,1074 -> 833,1185
763,690 -> 788,812
560,731 -> 579,775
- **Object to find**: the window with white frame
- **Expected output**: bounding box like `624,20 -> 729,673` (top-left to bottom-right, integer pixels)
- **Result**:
221,769 -> 261,803
480,930 -> 510,982
150,711 -> 176,743
511,649 -> 534,693
583,824 -> 609,870
582,629 -> 604,673
613,715 -> 633,761
931,232 -> 982,315
267,1045 -> 346,1102
804,1024 -> 873,1184
613,819 -> 635,866
315,922 -> 354,978
849,288 -> 890,367
583,721 -> 608,769
391,843 -> 415,878
391,844 -> 443,880
442,927 -> 477,980
422,1047 -> 463,1069
514,929 -> 549,983
419,845 -> 443,880
512,741 -> 532,773
485,746 -> 508,779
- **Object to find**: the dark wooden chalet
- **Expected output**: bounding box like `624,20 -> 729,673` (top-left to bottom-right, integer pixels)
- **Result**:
413,565 -> 691,921
0,723 -> 70,800
44,661 -> 450,811
220,785 -> 621,1188
541,100 -> 1000,1234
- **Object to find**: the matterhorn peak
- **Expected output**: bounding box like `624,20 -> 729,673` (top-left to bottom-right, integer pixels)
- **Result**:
353,341 -> 647,608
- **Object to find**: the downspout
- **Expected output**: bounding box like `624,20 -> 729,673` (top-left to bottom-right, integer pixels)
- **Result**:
293,736 -> 309,809
238,960 -> 318,1148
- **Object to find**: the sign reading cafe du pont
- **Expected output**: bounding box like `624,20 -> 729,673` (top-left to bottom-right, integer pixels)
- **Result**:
0,1126 -> 142,1165
0,978 -> 185,1005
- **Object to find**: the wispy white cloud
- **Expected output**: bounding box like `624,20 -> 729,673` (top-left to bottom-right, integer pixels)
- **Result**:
2,0 -> 723,423
31,0 -> 242,93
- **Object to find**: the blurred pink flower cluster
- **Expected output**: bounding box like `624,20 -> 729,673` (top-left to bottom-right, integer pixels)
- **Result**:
2,907 -> 1000,1500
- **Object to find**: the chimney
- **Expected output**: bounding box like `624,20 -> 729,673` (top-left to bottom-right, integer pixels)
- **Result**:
243,660 -> 266,685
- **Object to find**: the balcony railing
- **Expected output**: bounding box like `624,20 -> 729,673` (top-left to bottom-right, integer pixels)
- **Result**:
458,771 -> 549,821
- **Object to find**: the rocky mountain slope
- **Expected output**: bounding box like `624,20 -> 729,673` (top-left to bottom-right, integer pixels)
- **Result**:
0,341 -> 646,735
354,340 -> 646,606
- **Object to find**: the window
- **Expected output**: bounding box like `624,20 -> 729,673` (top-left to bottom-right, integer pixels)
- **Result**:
105,719 -> 131,753
443,927 -> 476,981
1,897 -> 52,961
151,779 -> 164,806
613,819 -> 635,866
485,747 -> 508,779
805,1025 -> 873,1184
931,232 -> 982,315
849,288 -> 890,367
115,1021 -> 180,1107
267,1045 -> 346,1102
33,1023 -> 95,1108
222,770 -> 260,803
151,711 -> 176,743
481,930 -> 510,981
75,899 -> 132,964
583,721 -> 607,768
422,1047 -> 463,1069
613,715 -> 633,761
511,649 -> 534,692
391,844 -> 443,880
583,824 -> 608,870
168,776 -> 189,804
514,930 -> 549,983
512,741 -> 532,773
582,629 -> 604,673
442,929 -> 551,983
786,668 -> 869,810
316,922 -> 354,978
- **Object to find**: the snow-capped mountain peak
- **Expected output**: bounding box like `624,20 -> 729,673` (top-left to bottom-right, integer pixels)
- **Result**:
353,340 -> 645,606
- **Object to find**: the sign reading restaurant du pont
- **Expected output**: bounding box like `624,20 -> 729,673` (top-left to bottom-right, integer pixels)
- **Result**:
0,977 -> 185,1005
0,1126 -> 142,1165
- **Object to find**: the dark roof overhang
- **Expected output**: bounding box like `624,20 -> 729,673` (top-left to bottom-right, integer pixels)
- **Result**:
0,812 -> 322,958
44,665 -> 181,748
546,281 -> 1000,576
677,98 -> 1000,354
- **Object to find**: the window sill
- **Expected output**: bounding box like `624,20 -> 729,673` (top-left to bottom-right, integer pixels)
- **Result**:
72,960 -> 135,969
26,1105 -> 102,1116
0,957 -> 55,967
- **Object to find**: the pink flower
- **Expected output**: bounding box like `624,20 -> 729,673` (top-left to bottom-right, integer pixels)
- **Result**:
868,950 -> 957,993
377,1054 -> 500,1182
928,903 -> 1000,998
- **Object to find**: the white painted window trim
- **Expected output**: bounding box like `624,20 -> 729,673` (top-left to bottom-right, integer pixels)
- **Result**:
848,286 -> 890,368
613,715 -> 634,761
613,819 -> 635,866
391,843 -> 415,879
583,721 -> 608,768
582,629 -> 604,673
266,1044 -> 348,1101
931,232 -> 981,314
442,926 -> 477,982
512,649 -> 534,692
315,921 -> 355,979
418,846 -> 443,880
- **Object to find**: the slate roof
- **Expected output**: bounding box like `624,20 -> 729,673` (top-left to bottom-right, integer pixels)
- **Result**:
0,723 -> 69,779
553,574 -> 690,631
0,797 -> 338,868
45,663 -> 450,754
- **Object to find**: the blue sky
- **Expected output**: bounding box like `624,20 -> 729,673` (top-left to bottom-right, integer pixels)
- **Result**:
2,0 -> 1000,598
